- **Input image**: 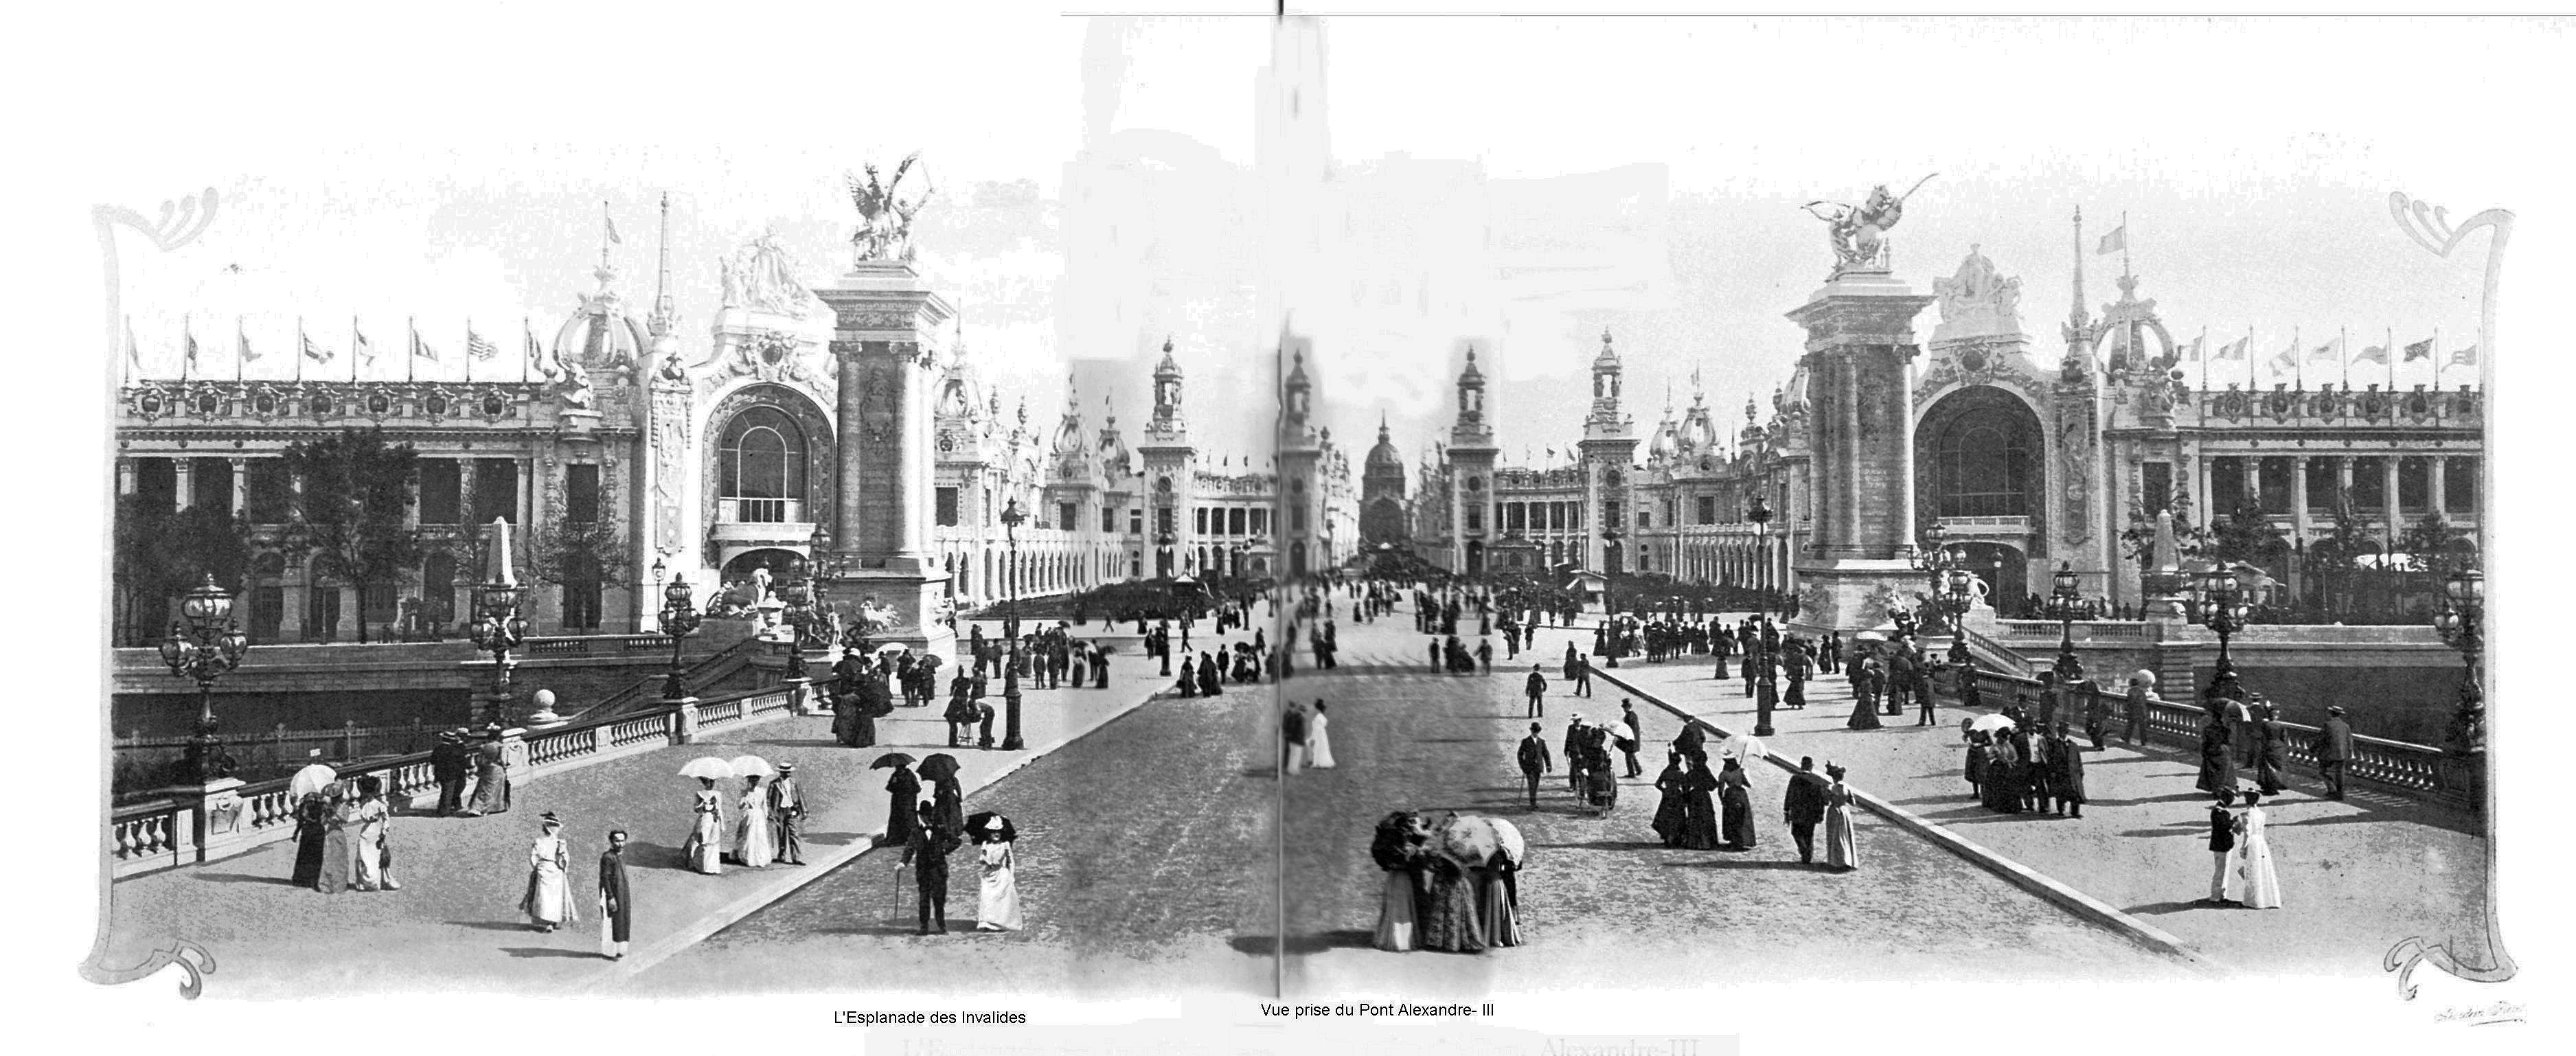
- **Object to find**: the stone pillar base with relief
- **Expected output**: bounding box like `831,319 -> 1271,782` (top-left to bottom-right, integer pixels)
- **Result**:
1788,559 -> 1927,637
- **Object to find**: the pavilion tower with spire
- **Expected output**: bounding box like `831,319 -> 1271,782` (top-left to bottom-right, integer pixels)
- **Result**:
1136,336 -> 1198,577
1446,345 -> 1501,573
1577,328 -> 1639,575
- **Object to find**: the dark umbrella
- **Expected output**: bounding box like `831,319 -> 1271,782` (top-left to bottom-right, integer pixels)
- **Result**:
965,811 -> 1016,844
869,752 -> 918,770
919,753 -> 961,782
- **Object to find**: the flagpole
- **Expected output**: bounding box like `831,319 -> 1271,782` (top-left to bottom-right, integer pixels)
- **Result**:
466,319 -> 475,384
521,316 -> 531,384
2433,325 -> 2443,388
235,316 -> 244,383
407,316 -> 416,382
352,314 -> 361,382
2340,325 -> 2349,391
2198,325 -> 2208,393
2290,326 -> 2300,391
296,317 -> 305,382
2386,326 -> 2395,392
181,312 -> 192,382
2121,211 -> 2132,280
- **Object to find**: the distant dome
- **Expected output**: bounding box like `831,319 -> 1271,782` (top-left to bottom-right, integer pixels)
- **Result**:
1648,418 -> 1679,460
1365,421 -> 1404,472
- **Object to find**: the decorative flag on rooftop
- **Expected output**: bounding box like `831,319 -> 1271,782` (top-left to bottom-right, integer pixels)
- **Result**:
2355,343 -> 2389,365
354,321 -> 376,365
467,328 -> 500,360
238,319 -> 261,361
301,332 -> 334,364
2307,334 -> 2344,363
2403,338 -> 2435,362
183,319 -> 201,370
2266,342 -> 2298,374
2213,336 -> 2249,360
411,323 -> 438,361
2179,334 -> 2204,360
2450,344 -> 2479,366
2095,226 -> 2125,255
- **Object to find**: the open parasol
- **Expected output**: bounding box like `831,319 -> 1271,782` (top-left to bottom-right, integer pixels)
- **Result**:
289,764 -> 338,801
679,756 -> 735,780
1718,734 -> 1770,762
918,753 -> 961,782
728,755 -> 775,779
1968,713 -> 2018,735
965,811 -> 1016,844
869,752 -> 918,770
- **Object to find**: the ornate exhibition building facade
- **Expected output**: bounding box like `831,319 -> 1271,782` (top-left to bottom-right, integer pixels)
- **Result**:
1404,216 -> 2485,616
111,205 -> 1355,645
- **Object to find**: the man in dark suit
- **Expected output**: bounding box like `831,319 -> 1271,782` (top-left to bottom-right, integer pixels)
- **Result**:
2203,789 -> 2240,905
898,804 -> 957,934
1524,665 -> 1549,718
1282,704 -> 1308,773
2316,704 -> 2354,800
1783,756 -> 1829,864
430,729 -> 471,816
1885,645 -> 1916,717
1516,723 -> 1551,809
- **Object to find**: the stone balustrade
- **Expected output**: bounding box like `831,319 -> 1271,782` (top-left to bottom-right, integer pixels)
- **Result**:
109,683 -> 797,880
1959,667 -> 2471,810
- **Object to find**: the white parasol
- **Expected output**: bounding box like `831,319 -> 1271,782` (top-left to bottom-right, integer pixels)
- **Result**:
289,764 -> 337,801
728,755 -> 776,779
1718,735 -> 1770,762
1968,713 -> 2017,735
678,756 -> 735,780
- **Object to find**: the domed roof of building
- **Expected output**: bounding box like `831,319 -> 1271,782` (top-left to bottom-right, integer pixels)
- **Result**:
1593,328 -> 1621,371
1365,417 -> 1404,472
554,264 -> 650,372
1457,348 -> 1485,384
1155,335 -> 1183,377
1678,394 -> 1720,453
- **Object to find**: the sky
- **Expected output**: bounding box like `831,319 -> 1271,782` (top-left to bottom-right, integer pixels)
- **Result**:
102,12 -> 2544,466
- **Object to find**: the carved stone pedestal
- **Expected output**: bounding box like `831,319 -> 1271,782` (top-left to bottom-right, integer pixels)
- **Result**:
811,260 -> 958,660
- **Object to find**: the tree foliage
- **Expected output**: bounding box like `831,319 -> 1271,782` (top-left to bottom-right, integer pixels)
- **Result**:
2209,501 -> 2288,566
113,494 -> 251,645
282,428 -> 422,644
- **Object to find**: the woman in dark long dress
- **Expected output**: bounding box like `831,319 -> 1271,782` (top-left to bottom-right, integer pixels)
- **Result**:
2254,711 -> 2288,794
878,764 -> 921,847
1198,652 -> 1222,696
1718,757 -> 1756,850
1989,735 -> 2025,814
932,774 -> 966,838
290,792 -> 330,887
1415,856 -> 1488,954
2194,713 -> 2237,794
316,785 -> 354,894
1678,756 -> 1723,850
1650,750 -> 1688,847
1847,659 -> 1884,730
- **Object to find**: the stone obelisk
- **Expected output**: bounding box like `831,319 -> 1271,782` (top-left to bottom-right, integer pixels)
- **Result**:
808,185 -> 957,657
1786,184 -> 1936,635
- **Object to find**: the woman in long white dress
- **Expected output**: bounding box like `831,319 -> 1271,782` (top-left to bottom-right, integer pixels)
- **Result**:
348,776 -> 397,892
2236,789 -> 2283,909
681,779 -> 725,875
733,775 -> 775,869
520,813 -> 578,932
1308,702 -> 1337,769
973,816 -> 1024,932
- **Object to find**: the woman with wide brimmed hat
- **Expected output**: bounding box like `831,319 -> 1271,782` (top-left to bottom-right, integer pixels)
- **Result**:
967,812 -> 1023,932
520,812 -> 579,932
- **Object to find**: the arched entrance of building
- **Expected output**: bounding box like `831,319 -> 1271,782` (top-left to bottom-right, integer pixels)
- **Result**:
1915,384 -> 2047,539
1465,540 -> 1484,574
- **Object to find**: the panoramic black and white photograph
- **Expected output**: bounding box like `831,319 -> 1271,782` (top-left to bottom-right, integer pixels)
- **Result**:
25,3 -> 2568,1051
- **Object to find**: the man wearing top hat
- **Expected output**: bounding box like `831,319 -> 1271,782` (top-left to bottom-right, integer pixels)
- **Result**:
2315,704 -> 2355,801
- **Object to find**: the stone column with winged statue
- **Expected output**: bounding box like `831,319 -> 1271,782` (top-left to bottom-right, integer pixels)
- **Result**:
1787,178 -> 1940,636
809,154 -> 957,658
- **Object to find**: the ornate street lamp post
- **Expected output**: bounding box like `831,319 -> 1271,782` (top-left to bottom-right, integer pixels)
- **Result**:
1746,493 -> 1773,618
999,498 -> 1027,751
654,558 -> 702,700
1941,564 -> 1976,665
2197,565 -> 2250,703
466,520 -> 530,726
2434,566 -> 2485,794
2045,560 -> 2093,685
159,573 -> 250,785
778,557 -> 816,682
